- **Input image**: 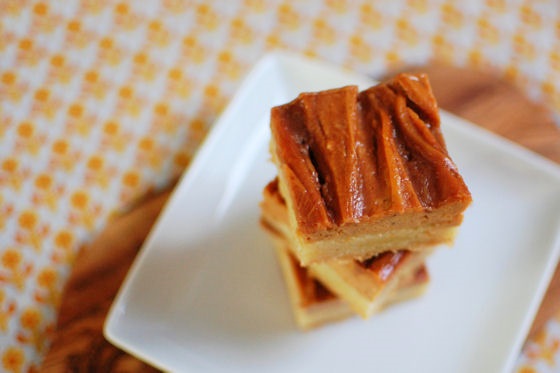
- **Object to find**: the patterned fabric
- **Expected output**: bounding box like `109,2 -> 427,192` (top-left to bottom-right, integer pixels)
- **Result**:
0,0 -> 559,371
517,314 -> 560,373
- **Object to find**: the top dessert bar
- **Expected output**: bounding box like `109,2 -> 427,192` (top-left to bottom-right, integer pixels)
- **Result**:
269,73 -> 472,264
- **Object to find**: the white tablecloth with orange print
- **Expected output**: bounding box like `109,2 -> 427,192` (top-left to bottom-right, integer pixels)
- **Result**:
1,1 -> 559,371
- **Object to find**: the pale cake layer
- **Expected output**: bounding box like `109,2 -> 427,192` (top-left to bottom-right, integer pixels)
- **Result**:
272,241 -> 429,330
388,267 -> 429,305
261,182 -> 431,318
269,74 -> 471,263
293,223 -> 455,264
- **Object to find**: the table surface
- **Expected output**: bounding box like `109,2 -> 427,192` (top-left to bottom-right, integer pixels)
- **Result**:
41,63 -> 560,372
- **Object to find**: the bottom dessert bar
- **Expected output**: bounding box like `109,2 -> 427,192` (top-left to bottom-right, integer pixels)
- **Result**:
272,240 -> 429,330
261,179 -> 431,318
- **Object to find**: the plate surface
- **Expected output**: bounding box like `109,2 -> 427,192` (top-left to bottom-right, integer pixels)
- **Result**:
104,52 -> 560,373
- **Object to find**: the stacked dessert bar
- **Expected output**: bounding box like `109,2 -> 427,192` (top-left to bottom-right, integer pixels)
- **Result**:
260,73 -> 472,329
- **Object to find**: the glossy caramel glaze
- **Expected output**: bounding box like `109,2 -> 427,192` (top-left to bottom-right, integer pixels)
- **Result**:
270,74 -> 472,235
361,250 -> 410,282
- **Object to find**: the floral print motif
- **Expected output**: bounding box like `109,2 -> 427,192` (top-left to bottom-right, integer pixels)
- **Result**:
0,0 -> 559,370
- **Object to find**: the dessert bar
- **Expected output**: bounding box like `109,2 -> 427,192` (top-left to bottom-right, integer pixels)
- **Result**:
269,74 -> 472,264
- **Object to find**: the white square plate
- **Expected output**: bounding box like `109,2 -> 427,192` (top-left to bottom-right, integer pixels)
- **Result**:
104,52 -> 560,373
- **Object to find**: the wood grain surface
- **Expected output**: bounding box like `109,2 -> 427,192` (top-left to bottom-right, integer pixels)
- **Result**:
41,63 -> 560,372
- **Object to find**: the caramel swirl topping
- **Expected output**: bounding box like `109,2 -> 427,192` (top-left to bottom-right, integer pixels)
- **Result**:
271,74 -> 472,234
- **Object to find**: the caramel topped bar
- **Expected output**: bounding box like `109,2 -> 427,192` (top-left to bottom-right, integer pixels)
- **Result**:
271,73 -> 471,234
270,74 -> 472,263
271,236 -> 429,330
261,179 -> 430,318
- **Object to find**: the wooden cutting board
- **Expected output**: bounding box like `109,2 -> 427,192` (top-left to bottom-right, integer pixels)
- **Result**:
42,63 -> 560,372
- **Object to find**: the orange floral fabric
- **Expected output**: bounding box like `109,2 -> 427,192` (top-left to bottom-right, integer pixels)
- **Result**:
0,0 -> 559,371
